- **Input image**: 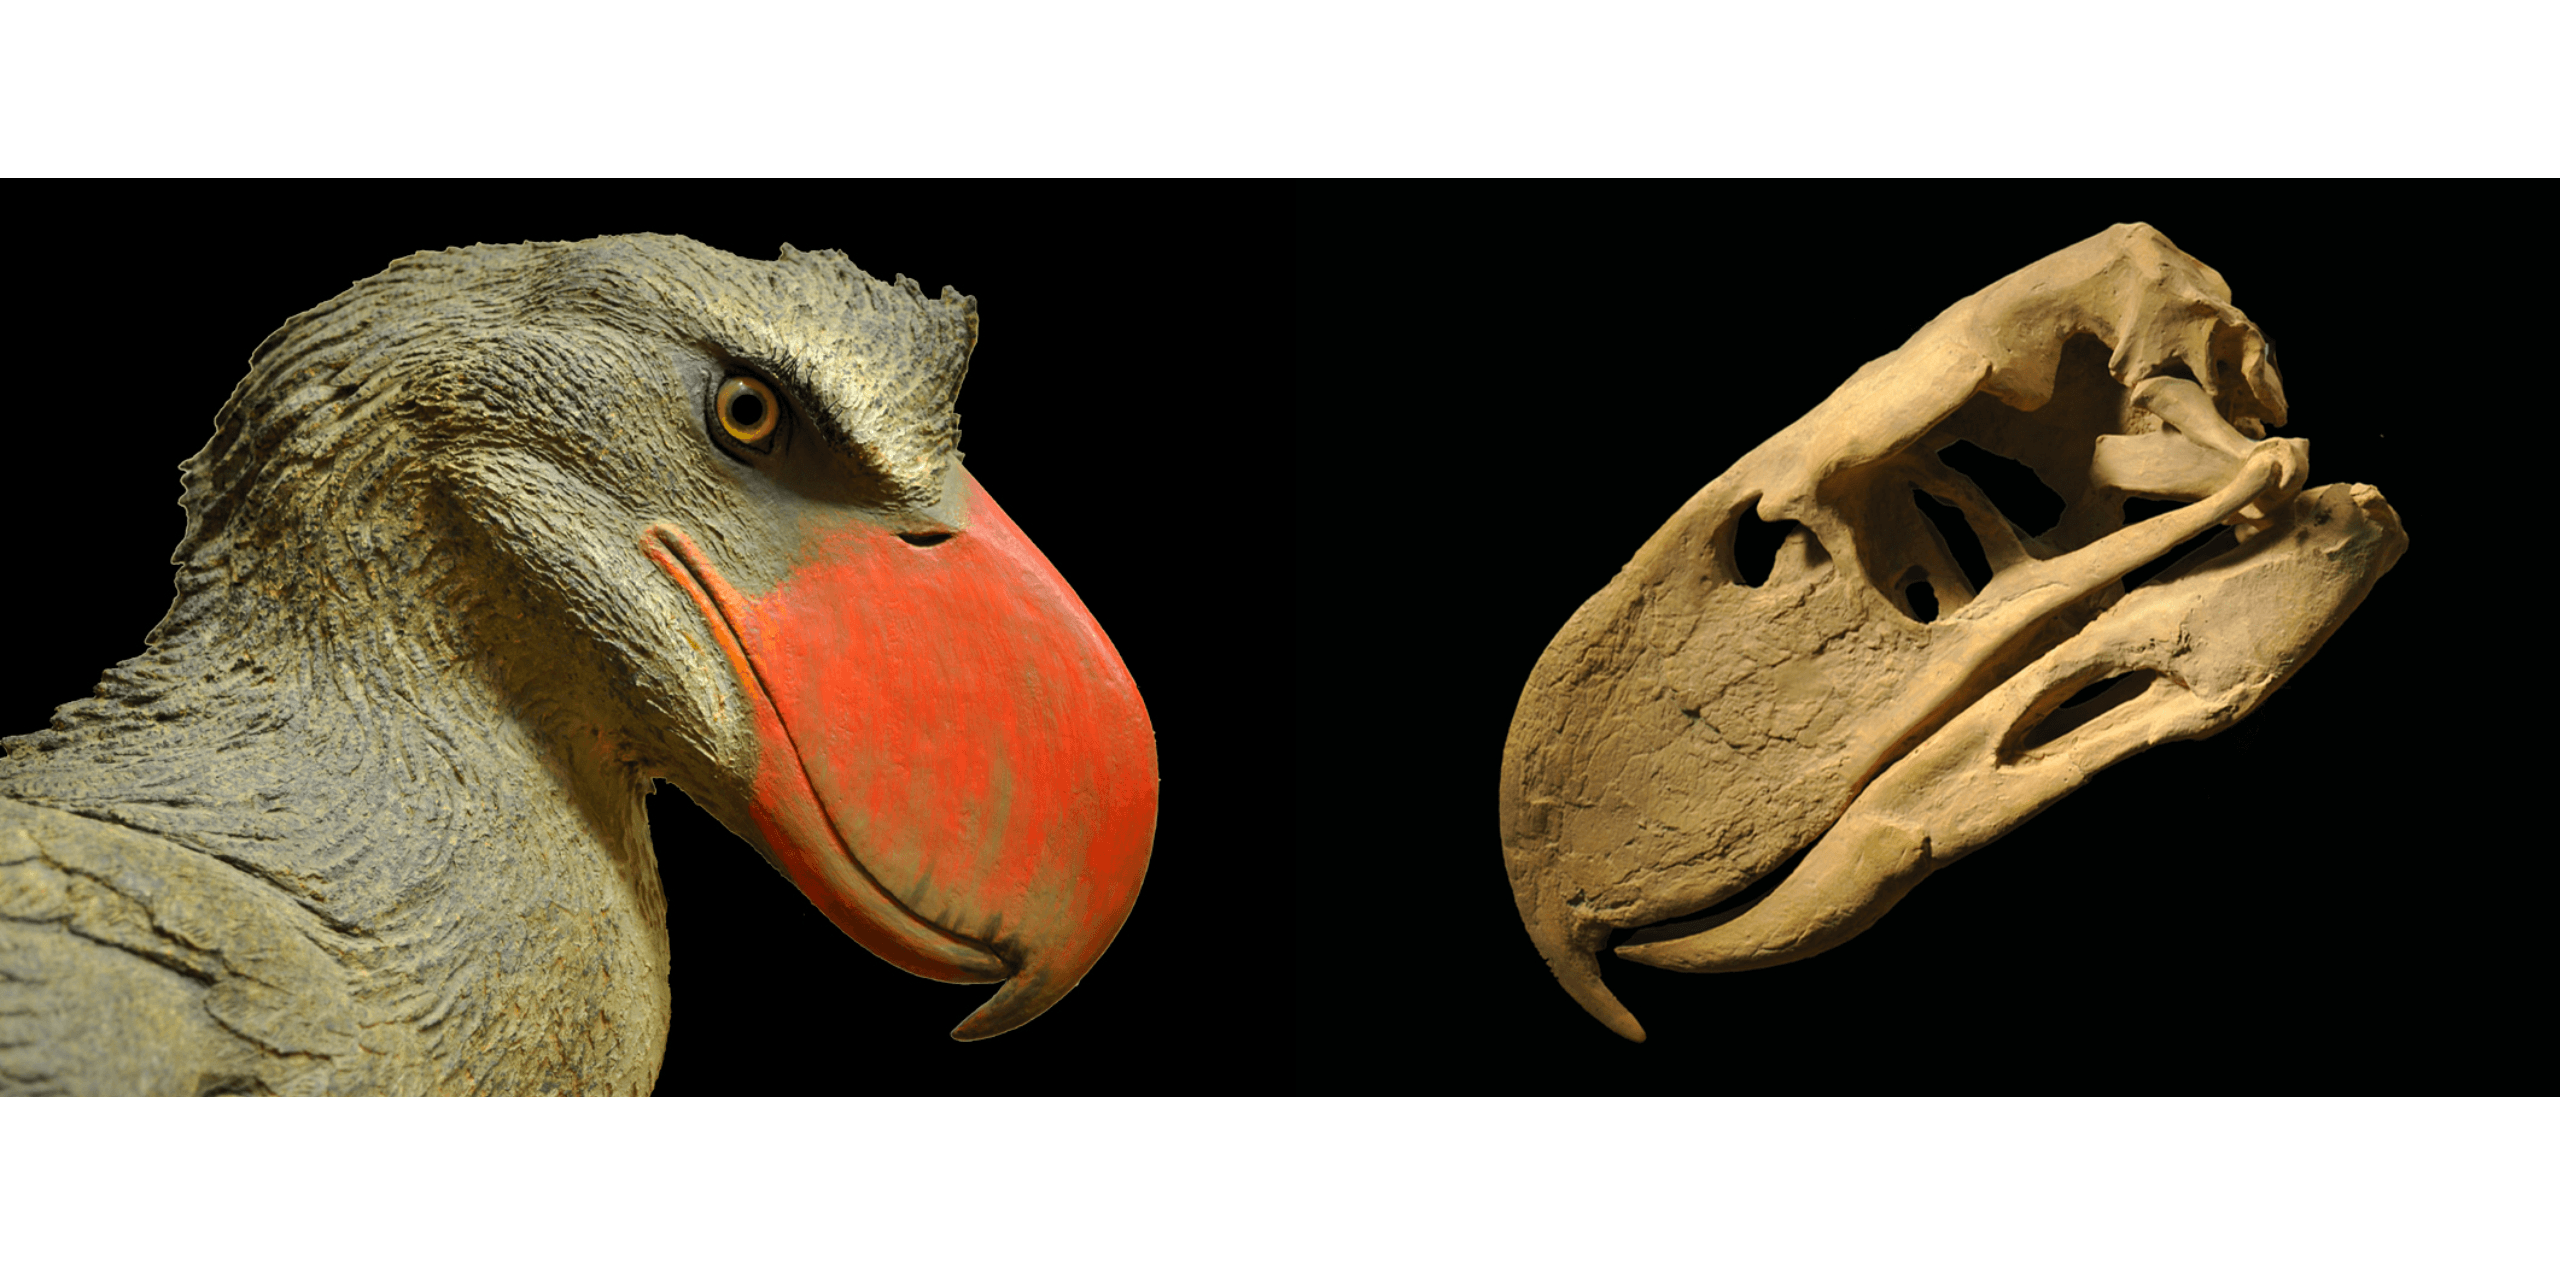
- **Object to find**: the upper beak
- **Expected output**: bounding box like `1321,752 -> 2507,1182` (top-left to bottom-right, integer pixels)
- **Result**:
645,470 -> 1158,1040
1502,435 -> 2390,1043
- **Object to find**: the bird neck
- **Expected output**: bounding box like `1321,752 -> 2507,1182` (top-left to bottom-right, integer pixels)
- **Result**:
0,571 -> 674,1093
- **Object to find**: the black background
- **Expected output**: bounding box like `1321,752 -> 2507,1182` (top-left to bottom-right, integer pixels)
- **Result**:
5,187 -> 1295,1094
1293,188 -> 2514,1092
3,186 -> 2522,1095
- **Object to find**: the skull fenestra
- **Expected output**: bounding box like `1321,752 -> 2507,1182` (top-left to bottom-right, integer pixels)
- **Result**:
1498,223 -> 2406,1042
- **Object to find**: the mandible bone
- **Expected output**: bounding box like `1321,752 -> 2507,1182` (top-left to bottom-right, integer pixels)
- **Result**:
1498,223 -> 2406,1042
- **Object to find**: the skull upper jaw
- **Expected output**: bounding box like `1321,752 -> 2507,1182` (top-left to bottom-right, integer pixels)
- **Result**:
1612,479 -> 2405,976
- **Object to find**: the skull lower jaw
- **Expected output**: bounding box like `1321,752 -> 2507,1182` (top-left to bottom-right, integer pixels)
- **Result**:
1503,470 -> 2402,1042
1620,479 -> 2401,973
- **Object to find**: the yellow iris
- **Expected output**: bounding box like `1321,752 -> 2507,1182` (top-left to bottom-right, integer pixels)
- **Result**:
717,376 -> 780,446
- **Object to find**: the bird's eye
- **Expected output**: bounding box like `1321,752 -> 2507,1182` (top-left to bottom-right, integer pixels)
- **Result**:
716,375 -> 781,451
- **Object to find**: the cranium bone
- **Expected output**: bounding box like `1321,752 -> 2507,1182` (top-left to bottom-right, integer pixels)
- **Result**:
1498,223 -> 2407,1042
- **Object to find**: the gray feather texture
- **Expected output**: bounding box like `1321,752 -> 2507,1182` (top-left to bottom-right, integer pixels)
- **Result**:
0,234 -> 981,1095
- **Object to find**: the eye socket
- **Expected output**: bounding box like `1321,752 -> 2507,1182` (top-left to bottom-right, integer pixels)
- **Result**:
715,375 -> 782,452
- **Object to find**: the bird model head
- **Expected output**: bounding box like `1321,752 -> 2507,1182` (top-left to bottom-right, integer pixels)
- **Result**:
36,233 -> 1154,1055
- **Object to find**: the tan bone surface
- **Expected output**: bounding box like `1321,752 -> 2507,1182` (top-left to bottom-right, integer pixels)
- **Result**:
1498,223 -> 2406,1042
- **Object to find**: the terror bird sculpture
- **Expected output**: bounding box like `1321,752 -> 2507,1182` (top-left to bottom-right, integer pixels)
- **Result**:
0,235 -> 1158,1094
1499,223 -> 2404,1042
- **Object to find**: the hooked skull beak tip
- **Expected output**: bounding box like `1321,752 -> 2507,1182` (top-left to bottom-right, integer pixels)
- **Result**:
1520,894 -> 1648,1043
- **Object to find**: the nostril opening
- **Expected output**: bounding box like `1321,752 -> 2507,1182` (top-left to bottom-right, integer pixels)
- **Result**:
1730,506 -> 1793,587
898,532 -> 953,547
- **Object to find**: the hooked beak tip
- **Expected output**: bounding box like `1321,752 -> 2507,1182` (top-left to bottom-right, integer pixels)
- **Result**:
1588,986 -> 1648,1044
947,968 -> 1074,1041
1531,914 -> 1649,1042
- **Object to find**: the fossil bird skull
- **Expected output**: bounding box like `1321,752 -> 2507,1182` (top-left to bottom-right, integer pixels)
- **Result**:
1498,224 -> 2406,1042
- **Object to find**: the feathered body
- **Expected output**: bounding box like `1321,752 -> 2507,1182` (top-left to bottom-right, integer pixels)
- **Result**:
0,234 -> 1142,1094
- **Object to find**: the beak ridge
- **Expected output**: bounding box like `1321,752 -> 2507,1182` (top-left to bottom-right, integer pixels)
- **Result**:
644,473 -> 1157,1038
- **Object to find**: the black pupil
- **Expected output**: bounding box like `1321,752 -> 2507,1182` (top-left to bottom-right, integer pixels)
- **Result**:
730,390 -> 766,427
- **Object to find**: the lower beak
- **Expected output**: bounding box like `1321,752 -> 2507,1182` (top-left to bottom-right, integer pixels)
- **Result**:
646,471 -> 1158,1040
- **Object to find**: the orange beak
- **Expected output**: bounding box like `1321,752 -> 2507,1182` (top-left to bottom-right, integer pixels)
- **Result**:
644,471 -> 1157,1040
